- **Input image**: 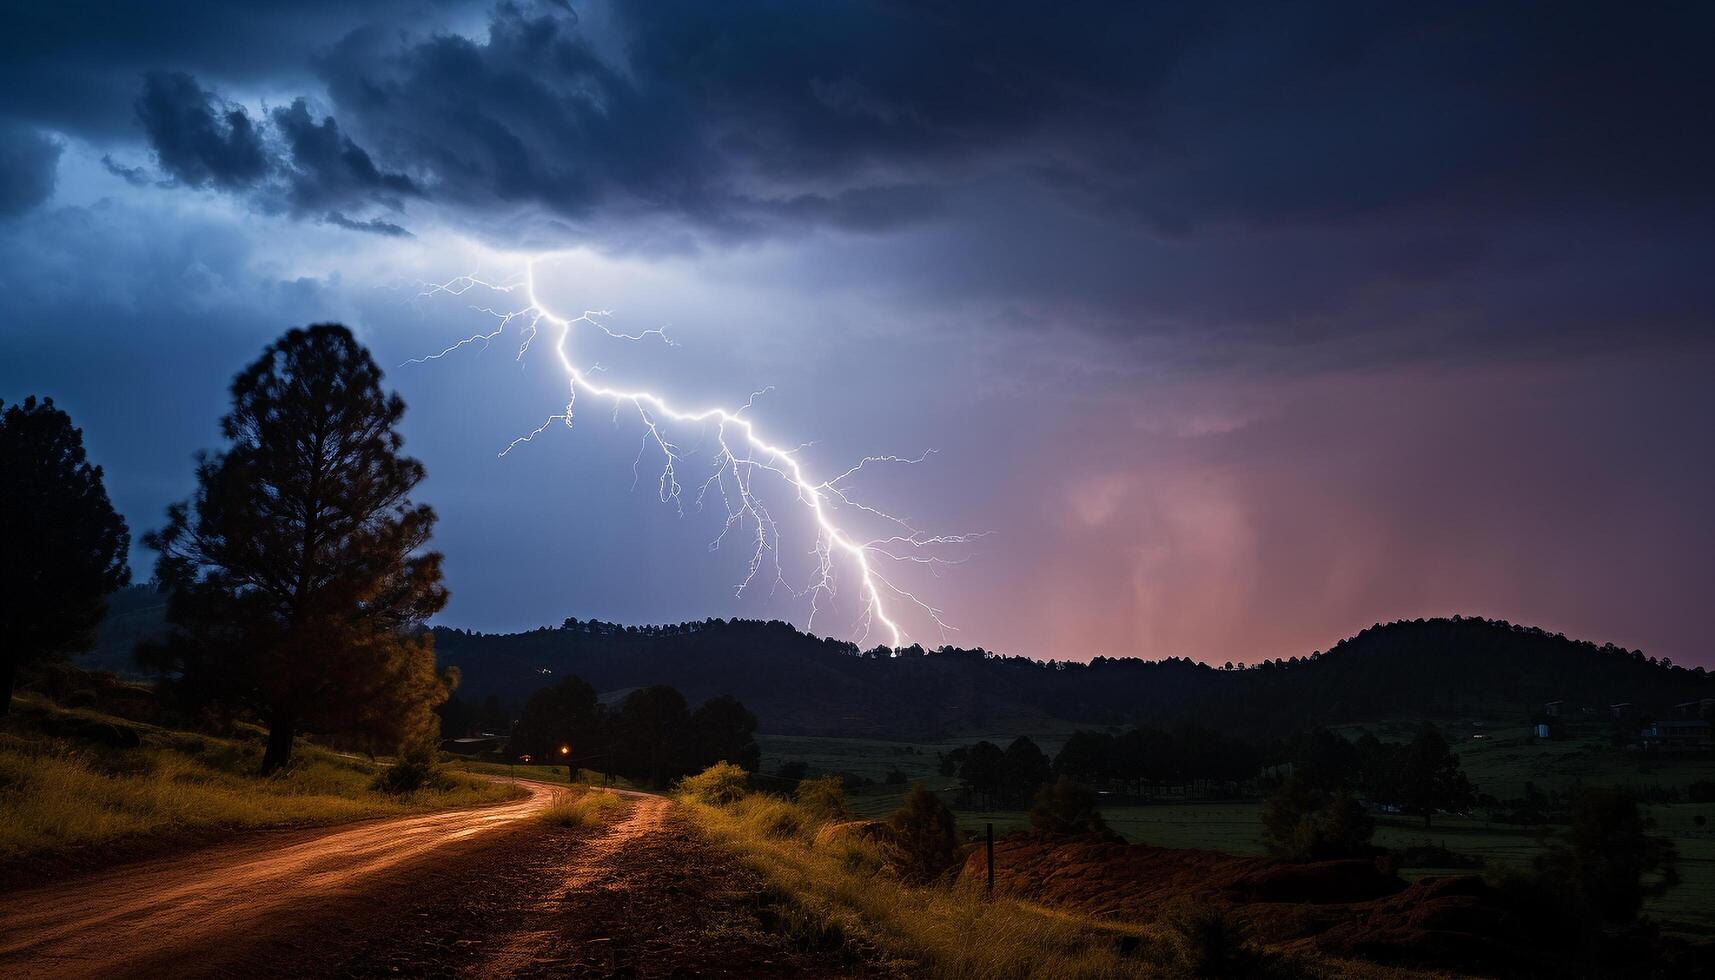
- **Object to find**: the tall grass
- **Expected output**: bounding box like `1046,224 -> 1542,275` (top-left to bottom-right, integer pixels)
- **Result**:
684,792 -> 1167,978
0,702 -> 518,864
684,789 -> 1427,979
540,788 -> 628,828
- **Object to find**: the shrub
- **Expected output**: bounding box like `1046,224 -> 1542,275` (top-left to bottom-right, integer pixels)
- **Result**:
884,784 -> 962,883
1260,775 -> 1373,861
1028,777 -> 1106,834
1163,899 -> 1253,978
794,775 -> 849,823
1533,787 -> 1679,925
680,761 -> 750,805
371,746 -> 449,795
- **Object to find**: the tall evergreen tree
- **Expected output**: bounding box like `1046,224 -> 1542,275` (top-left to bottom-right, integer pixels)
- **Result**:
0,397 -> 130,715
688,694 -> 761,772
1399,723 -> 1475,828
144,325 -> 449,773
616,684 -> 690,787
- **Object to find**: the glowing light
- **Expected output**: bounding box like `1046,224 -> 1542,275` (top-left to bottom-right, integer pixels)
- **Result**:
414,255 -> 979,648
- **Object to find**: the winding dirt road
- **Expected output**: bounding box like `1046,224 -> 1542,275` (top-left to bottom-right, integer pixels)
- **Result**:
0,782 -> 877,978
0,780 -> 568,978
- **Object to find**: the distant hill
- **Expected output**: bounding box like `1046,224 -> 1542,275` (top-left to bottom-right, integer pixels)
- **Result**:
432,616 -> 1714,739
78,591 -> 1711,738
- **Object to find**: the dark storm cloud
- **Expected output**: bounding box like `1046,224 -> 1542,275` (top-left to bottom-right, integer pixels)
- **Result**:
100,155 -> 153,188
0,0 -> 473,136
309,2 -> 1200,237
323,211 -> 413,237
298,2 -> 1715,236
268,99 -> 422,214
132,72 -> 420,232
136,72 -> 271,191
0,123 -> 62,216
8,0 -> 1713,356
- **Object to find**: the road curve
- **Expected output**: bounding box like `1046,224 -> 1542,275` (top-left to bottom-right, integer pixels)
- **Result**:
0,778 -> 569,978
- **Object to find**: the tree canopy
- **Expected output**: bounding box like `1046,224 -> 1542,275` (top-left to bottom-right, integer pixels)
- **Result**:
506,674 -> 759,788
0,396 -> 130,715
144,324 -> 449,773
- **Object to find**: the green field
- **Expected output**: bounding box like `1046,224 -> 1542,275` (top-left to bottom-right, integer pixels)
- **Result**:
760,729 -> 1715,937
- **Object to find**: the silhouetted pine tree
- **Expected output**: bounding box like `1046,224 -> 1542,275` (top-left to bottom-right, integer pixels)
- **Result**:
145,324 -> 449,773
0,397 -> 130,715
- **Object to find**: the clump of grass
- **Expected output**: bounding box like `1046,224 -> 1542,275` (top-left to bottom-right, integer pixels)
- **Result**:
679,760 -> 750,804
735,794 -> 812,839
793,774 -> 849,823
540,788 -> 627,828
0,699 -> 519,865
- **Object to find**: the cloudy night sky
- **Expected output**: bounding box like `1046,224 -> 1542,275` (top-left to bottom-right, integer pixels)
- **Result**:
2,1 -> 1711,666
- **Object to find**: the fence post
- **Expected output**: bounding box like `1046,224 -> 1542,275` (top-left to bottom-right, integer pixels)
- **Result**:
985,822 -> 995,897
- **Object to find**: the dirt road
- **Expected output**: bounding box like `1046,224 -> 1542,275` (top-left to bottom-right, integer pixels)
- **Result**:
0,782 -> 882,978
0,779 -> 567,978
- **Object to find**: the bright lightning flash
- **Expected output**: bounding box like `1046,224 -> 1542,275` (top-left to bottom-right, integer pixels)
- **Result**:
413,255 -> 980,649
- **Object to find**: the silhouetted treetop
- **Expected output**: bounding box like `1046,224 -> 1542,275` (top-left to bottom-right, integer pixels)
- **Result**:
433,614 -> 1710,739
145,324 -> 449,773
0,396 -> 130,715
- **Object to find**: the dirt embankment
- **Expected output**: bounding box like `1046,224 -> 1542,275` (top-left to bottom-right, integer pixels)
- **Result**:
961,833 -> 1538,974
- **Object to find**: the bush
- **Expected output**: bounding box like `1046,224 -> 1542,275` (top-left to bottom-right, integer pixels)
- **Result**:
884,784 -> 962,883
1261,775 -> 1373,861
680,761 -> 750,805
1028,777 -> 1106,834
1158,899 -> 1304,979
371,746 -> 449,795
1531,787 -> 1679,925
1163,899 -> 1252,978
794,775 -> 849,823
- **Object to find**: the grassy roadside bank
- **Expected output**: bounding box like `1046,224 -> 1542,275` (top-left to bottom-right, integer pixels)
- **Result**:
0,692 -> 521,874
680,784 -> 1433,979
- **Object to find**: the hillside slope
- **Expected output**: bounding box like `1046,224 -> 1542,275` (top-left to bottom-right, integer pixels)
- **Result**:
434,616 -> 1713,738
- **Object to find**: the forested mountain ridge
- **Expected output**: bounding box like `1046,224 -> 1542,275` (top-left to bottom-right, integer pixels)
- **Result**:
431,615 -> 1713,738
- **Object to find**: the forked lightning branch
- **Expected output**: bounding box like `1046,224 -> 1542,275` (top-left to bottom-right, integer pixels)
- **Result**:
412,256 -> 980,649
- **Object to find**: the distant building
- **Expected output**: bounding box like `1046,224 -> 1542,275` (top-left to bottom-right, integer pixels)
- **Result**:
1534,723 -> 1552,739
1641,719 -> 1712,752
1675,699 -> 1715,722
1544,701 -> 1564,718
1611,702 -> 1638,723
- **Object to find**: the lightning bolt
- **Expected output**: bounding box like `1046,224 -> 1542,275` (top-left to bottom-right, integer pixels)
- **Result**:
412,255 -> 980,649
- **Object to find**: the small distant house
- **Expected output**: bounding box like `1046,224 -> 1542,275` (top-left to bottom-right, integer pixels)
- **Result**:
1611,702 -> 1637,723
1675,699 -> 1715,722
1544,701 -> 1564,718
1640,719 -> 1712,752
